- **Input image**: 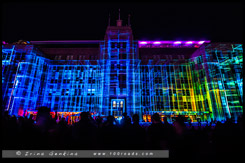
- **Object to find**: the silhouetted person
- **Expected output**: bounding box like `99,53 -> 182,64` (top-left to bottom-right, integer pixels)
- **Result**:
132,114 -> 140,126
2,111 -> 11,146
173,117 -> 186,135
95,116 -> 103,128
98,115 -> 119,149
205,120 -> 209,127
163,116 -> 174,145
36,106 -> 52,134
163,117 -> 172,131
17,113 -> 37,148
212,120 -> 237,159
3,111 -> 10,122
58,115 -> 62,122
32,106 -> 58,148
147,113 -> 166,149
17,116 -> 25,131
72,112 -> 97,149
130,114 -> 146,149
197,117 -> 201,128
58,117 -> 66,125
187,117 -> 192,128
121,112 -> 131,127
56,117 -> 71,148
163,117 -> 168,125
120,114 -> 133,149
28,114 -> 34,124
3,115 -> 18,148
88,112 -> 97,127
210,118 -> 214,126
170,116 -> 197,159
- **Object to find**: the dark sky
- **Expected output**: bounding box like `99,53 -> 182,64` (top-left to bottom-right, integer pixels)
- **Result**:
1,2 -> 243,43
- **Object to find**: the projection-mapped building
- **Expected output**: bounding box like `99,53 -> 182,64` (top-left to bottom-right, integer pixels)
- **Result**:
2,15 -> 243,122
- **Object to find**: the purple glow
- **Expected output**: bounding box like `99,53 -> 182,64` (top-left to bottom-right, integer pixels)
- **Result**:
138,41 -> 210,45
186,41 -> 193,44
153,41 -> 161,44
198,41 -> 205,44
138,40 -> 210,48
173,41 -> 182,44
139,41 -> 148,45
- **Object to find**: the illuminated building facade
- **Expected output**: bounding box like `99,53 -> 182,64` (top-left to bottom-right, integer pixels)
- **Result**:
2,16 -> 243,122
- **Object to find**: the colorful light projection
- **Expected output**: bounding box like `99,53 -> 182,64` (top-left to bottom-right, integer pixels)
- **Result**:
2,41 -> 242,122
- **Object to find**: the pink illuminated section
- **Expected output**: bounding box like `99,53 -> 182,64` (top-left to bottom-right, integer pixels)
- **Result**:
198,41 -> 205,44
185,41 -> 193,44
173,41 -> 182,44
138,40 -> 210,48
139,41 -> 148,44
153,41 -> 161,44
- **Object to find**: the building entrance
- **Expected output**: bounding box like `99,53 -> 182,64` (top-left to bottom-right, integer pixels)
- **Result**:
111,99 -> 125,116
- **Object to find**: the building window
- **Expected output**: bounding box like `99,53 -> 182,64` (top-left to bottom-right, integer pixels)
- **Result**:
120,101 -> 123,108
119,53 -> 127,59
88,89 -> 95,95
122,42 -> 127,48
113,101 -> 116,108
111,42 -> 116,48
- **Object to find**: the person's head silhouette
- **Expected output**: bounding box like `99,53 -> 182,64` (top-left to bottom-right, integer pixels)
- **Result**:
122,112 -> 127,118
152,113 -> 161,123
173,116 -> 186,135
36,106 -> 51,120
29,114 -> 33,119
80,112 -> 90,122
36,106 -> 51,131
106,115 -> 115,125
132,114 -> 139,124
163,117 -> 168,123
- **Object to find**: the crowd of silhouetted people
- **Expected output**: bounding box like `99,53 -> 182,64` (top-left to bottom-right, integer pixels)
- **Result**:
2,106 -> 243,159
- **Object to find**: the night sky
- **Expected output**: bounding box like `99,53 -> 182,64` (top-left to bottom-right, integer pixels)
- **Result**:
1,2 -> 243,43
